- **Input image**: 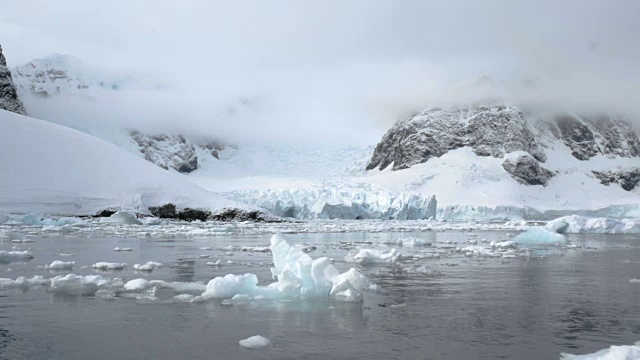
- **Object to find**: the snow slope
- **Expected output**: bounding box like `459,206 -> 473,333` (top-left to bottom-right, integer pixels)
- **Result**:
0,109 -> 244,215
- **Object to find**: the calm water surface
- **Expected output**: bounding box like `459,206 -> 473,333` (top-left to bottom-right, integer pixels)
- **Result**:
1,231 -> 640,359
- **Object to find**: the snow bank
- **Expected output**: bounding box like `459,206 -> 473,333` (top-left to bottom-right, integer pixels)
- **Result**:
45,260 -> 75,270
345,248 -> 402,265
560,342 -> 640,359
546,215 -> 640,234
0,110 -> 247,216
0,250 -> 34,263
239,335 -> 271,349
197,234 -> 373,302
514,227 -> 566,245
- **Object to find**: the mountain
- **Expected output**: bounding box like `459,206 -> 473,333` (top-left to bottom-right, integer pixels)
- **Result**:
0,45 -> 27,115
364,104 -> 640,219
0,108 -> 258,217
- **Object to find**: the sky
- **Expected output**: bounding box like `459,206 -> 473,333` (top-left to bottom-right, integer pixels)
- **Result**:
1,0 -> 639,144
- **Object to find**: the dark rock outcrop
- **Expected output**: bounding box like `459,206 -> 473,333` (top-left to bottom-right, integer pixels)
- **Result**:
502,154 -> 554,186
592,168 -> 640,191
555,114 -> 640,161
0,45 -> 27,115
149,204 -> 280,222
367,105 -> 545,171
130,131 -> 198,173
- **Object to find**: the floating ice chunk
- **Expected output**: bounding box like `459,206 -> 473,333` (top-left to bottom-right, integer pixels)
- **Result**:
141,217 -> 162,225
173,294 -> 196,302
560,341 -> 640,359
92,262 -> 127,270
206,260 -> 222,266
0,275 -> 48,290
630,279 -> 640,283
196,234 -> 372,302
99,212 -> 142,225
45,260 -> 75,270
113,247 -> 133,252
199,274 -> 263,300
490,240 -> 517,249
514,227 -> 566,245
124,278 -> 149,291
149,280 -> 206,292
241,246 -> 271,252
239,335 -> 271,349
546,215 -> 640,234
0,250 -> 34,263
345,248 -> 401,265
49,274 -> 117,296
133,261 -> 162,272
0,214 -> 8,224
395,237 -> 431,248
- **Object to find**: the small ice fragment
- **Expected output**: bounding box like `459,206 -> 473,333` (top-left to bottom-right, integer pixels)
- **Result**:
514,227 -> 565,245
124,278 -> 149,291
133,261 -> 162,272
239,335 -> 271,349
113,247 -> 133,252
206,260 -> 222,266
99,212 -> 142,225
560,341 -> 640,359
0,250 -> 34,263
92,262 -> 127,270
45,260 -> 75,270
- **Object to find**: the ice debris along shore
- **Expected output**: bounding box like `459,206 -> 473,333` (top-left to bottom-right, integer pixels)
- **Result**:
560,341 -> 640,359
546,215 -> 640,234
0,234 -> 375,302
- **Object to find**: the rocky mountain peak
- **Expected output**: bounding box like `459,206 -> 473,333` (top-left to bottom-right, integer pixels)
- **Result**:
0,45 -> 27,115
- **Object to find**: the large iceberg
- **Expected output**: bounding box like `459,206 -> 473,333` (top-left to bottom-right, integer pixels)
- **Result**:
197,234 -> 374,302
546,215 -> 640,234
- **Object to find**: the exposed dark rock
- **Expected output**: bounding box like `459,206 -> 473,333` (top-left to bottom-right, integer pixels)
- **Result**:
149,204 -> 280,222
130,131 -> 198,173
554,114 -> 640,161
502,154 -> 554,186
148,203 -> 176,218
198,141 -> 226,159
93,209 -> 117,218
592,167 -> 640,191
367,105 -> 545,171
210,208 -> 279,222
0,45 -> 27,115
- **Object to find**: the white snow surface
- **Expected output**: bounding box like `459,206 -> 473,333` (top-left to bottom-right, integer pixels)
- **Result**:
0,110 -> 248,216
560,342 -> 640,359
546,215 -> 640,234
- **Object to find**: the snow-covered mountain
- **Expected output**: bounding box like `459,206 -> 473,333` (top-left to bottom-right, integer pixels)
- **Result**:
0,108 -> 258,217
362,104 -> 640,219
0,45 -> 27,115
7,51 -> 640,221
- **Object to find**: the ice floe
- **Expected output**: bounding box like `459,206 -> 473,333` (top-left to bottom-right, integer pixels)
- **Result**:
239,335 -> 271,349
92,262 -> 127,270
344,248 -> 402,265
0,275 -> 48,290
0,250 -> 34,263
514,227 -> 566,245
113,247 -> 133,252
45,260 -> 75,270
546,215 -> 640,234
560,341 -> 640,359
49,274 -> 122,296
133,261 -> 162,272
99,212 -> 142,225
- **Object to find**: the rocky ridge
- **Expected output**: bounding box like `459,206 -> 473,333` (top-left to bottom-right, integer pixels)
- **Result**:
0,45 -> 27,115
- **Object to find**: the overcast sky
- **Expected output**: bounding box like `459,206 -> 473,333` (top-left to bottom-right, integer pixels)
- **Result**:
2,1 -> 639,144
